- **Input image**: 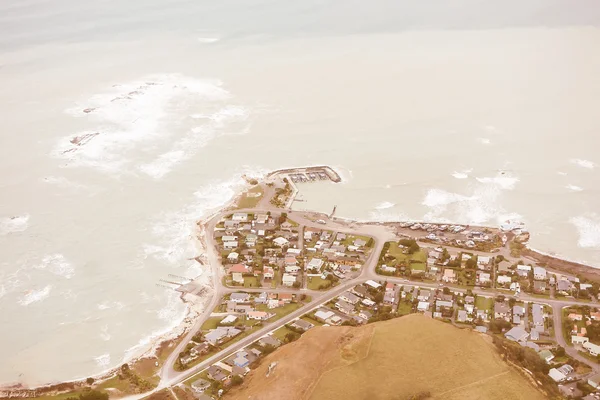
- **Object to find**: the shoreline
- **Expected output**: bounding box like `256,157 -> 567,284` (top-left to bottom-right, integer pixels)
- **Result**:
3,164 -> 600,396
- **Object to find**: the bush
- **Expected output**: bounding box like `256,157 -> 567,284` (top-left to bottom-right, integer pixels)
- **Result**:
85,378 -> 94,385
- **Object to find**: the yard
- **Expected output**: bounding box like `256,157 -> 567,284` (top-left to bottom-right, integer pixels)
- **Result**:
256,302 -> 304,321
397,302 -> 413,315
244,276 -> 261,288
273,326 -> 298,342
235,185 -> 264,209
475,296 -> 493,312
386,242 -> 427,267
307,276 -> 332,290
200,317 -> 222,331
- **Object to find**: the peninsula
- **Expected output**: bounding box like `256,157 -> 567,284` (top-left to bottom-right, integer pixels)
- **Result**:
4,166 -> 600,400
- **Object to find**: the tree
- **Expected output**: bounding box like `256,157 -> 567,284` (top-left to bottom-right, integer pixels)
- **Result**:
465,258 -> 477,270
86,378 -> 95,385
78,391 -> 108,400
285,332 -> 300,343
508,297 -> 516,307
231,375 -> 243,386
555,346 -> 565,357
374,292 -> 384,303
443,287 -> 451,295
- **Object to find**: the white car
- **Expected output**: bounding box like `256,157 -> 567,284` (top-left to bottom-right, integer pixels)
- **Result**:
316,219 -> 326,224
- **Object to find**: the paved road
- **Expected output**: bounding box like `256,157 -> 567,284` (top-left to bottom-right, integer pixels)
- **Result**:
148,205 -> 598,394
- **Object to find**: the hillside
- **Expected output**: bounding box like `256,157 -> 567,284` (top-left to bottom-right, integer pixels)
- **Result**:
225,314 -> 546,400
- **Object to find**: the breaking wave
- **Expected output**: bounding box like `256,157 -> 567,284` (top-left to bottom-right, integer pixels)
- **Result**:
0,215 -> 29,235
35,254 -> 75,279
570,159 -> 595,169
94,354 -> 111,368
566,184 -> 583,192
570,215 -> 600,248
19,285 -> 52,306
374,201 -> 395,210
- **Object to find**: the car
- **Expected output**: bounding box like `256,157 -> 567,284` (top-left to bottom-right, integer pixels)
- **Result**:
316,219 -> 326,224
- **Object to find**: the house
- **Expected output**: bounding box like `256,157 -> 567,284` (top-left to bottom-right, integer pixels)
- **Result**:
307,258 -> 324,271
417,301 -> 430,312
442,269 -> 457,283
533,281 -> 547,293
291,319 -> 314,331
494,303 -> 510,319
233,304 -> 252,314
497,275 -> 512,285
505,326 -> 529,342
285,265 -> 301,274
224,241 -> 238,250
278,293 -> 293,303
282,273 -> 296,286
457,310 -> 468,323
539,349 -> 555,363
191,378 -> 211,393
248,311 -> 270,321
478,256 -> 491,266
362,298 -> 376,307
465,304 -> 474,313
227,252 -> 239,262
339,292 -> 360,305
383,292 -> 395,305
314,310 -> 335,321
436,300 -> 453,309
263,266 -> 274,279
417,290 -> 431,302
220,315 -> 238,325
549,368 -> 567,383
517,264 -> 532,272
359,310 -> 373,320
588,373 -> 600,389
532,304 -> 545,327
230,292 -> 251,303
568,313 -> 583,321
336,300 -> 355,315
354,238 -> 368,247
258,335 -> 281,348
534,266 -> 547,280
205,327 -> 241,346
584,342 -> 600,356
232,212 -> 248,222
285,256 -> 298,266
385,282 -> 395,292
365,280 -> 382,289
229,264 -> 250,284
558,280 -> 574,294
513,305 -> 525,316
281,221 -> 293,231
572,336 -> 590,345
233,353 -> 250,368
287,248 -> 301,255
477,272 -> 491,284
475,326 -> 488,333
191,343 -> 209,357
352,285 -> 369,298
207,365 -> 229,382
273,237 -> 289,247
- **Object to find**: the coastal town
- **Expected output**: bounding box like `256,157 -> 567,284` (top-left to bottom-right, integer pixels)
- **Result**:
6,167 -> 600,400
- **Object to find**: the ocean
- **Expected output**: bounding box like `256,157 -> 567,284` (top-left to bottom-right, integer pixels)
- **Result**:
1,0 -> 599,386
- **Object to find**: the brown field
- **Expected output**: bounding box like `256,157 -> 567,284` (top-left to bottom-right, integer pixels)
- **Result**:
226,314 -> 546,400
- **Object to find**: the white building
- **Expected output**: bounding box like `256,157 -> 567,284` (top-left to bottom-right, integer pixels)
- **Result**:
273,237 -> 289,247
282,273 -> 296,286
533,266 -> 547,280
232,213 -> 248,222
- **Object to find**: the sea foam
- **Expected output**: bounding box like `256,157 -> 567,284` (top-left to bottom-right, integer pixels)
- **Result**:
35,254 -> 75,279
570,215 -> 600,248
570,159 -> 596,169
19,285 -> 52,306
374,201 -> 395,210
0,215 -> 29,235
566,184 -> 583,192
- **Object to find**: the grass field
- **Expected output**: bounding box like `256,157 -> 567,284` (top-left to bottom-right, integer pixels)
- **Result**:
235,185 -> 264,209
475,296 -> 494,311
307,276 -> 331,290
256,302 -> 303,321
273,326 -> 297,341
243,276 -> 261,288
397,302 -> 413,315
227,314 -> 546,400
386,242 -> 427,268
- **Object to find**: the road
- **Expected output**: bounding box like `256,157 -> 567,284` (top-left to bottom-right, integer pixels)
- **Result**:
145,204 -> 598,395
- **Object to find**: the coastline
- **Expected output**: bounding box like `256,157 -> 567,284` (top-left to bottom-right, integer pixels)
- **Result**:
4,164 -> 600,397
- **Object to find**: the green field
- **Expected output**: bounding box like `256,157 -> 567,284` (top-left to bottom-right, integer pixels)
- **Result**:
273,326 -> 297,342
386,242 -> 427,267
236,185 -> 264,209
307,276 -> 332,290
256,302 -> 303,321
397,302 -> 413,315
475,296 -> 493,312
244,276 -> 261,288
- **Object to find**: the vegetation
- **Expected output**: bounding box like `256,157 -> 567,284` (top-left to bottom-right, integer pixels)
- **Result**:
66,390 -> 108,400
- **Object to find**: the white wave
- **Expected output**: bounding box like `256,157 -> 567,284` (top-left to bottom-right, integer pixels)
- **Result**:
451,168 -> 472,179
56,74 -> 233,173
97,300 -> 125,311
0,215 -> 29,235
570,158 -> 596,169
197,36 -> 220,44
422,189 -> 473,208
35,254 -> 74,279
19,285 -> 52,306
100,325 -> 111,341
143,172 -> 257,265
557,171 -> 568,176
570,215 -> 600,248
566,184 -> 583,192
477,138 -> 492,145
374,201 -> 395,210
139,105 -> 250,179
368,209 -> 411,222
475,174 -> 519,190
94,353 -> 111,368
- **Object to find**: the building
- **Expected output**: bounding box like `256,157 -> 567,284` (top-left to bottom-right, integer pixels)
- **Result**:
229,264 -> 250,284
227,252 -> 239,262
494,303 -> 510,319
248,311 -> 270,320
549,368 -> 567,383
290,319 -> 314,331
533,266 -> 547,280
417,301 -> 429,312
584,342 -> 600,356
588,373 -> 600,389
307,258 -> 325,271
220,315 -> 238,325
191,378 -> 211,393
442,269 -> 457,283
315,310 -> 335,321
282,273 -> 297,286
359,310 -> 372,320
224,241 -> 239,250
417,290 -> 431,302
457,310 -> 468,322
232,213 -> 248,222
505,326 -> 528,342
497,275 -> 512,285
285,265 -> 301,274
572,336 -> 589,345
365,280 -> 381,289
336,300 -> 355,315
258,335 -> 281,348
532,304 -> 545,327
339,292 -> 360,305
477,272 -> 491,284
230,292 -> 251,303
263,266 -> 274,279
539,349 -> 555,363
207,365 -> 229,382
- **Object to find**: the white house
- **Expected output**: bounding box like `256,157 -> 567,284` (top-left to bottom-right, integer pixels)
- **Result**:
273,237 -> 289,247
285,265 -> 301,274
517,264 -> 532,272
224,241 -> 238,249
478,256 -> 491,265
339,292 -> 360,305
307,258 -> 324,271
497,275 -> 512,285
365,280 -> 381,289
533,266 -> 547,280
227,252 -> 239,262
282,273 -> 296,286
221,315 -> 238,325
314,310 -> 335,321
232,213 -> 248,222
548,368 -> 567,383
442,269 -> 457,283
248,311 -> 270,321
477,272 -> 491,284
417,301 -> 429,312
572,336 -> 590,345
584,342 -> 600,356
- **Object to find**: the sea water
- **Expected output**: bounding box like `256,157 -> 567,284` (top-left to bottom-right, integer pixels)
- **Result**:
1,0 -> 600,386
